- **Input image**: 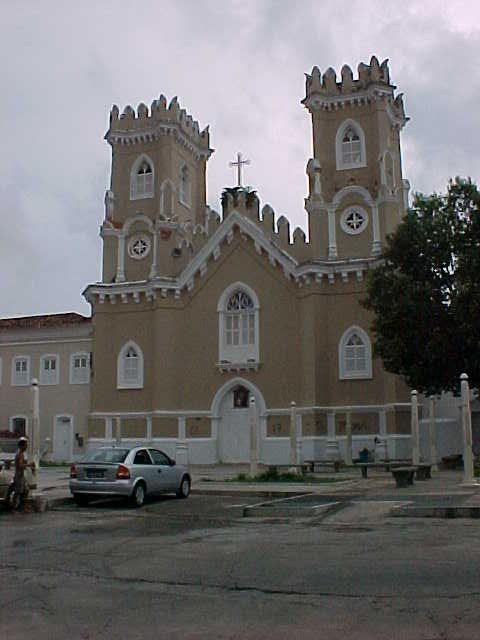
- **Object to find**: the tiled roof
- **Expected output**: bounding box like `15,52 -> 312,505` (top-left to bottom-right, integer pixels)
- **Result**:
0,313 -> 91,330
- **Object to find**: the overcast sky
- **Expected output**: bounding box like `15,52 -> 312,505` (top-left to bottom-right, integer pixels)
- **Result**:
1,0 -> 479,318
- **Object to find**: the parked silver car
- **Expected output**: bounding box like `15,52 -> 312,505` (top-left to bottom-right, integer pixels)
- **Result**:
69,446 -> 191,507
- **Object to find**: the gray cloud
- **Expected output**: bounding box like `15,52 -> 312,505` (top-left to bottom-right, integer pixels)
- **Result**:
1,0 -> 479,317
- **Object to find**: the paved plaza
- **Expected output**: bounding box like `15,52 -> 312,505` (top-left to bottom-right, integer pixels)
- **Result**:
1,466 -> 480,639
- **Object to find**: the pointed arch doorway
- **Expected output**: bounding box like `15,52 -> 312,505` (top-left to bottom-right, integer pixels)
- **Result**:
211,378 -> 266,463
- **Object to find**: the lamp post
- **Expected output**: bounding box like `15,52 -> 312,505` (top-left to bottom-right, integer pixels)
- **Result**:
30,378 -> 40,488
429,396 -> 438,471
411,390 -> 420,466
249,396 -> 258,478
289,401 -> 297,468
460,373 -> 476,485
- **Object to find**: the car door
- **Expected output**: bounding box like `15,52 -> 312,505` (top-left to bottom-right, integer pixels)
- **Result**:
148,449 -> 177,492
132,449 -> 156,494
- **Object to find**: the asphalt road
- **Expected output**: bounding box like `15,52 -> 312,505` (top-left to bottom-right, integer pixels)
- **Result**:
1,494 -> 480,639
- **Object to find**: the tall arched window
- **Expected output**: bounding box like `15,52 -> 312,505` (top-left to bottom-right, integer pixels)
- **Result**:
335,120 -> 366,170
117,341 -> 144,389
218,284 -> 259,365
338,326 -> 372,379
179,164 -> 191,207
130,155 -> 154,200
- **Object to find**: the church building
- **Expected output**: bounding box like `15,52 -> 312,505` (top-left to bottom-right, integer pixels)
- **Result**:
83,57 -> 413,465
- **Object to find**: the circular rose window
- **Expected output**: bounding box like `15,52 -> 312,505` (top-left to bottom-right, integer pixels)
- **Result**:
340,206 -> 369,235
128,234 -> 151,260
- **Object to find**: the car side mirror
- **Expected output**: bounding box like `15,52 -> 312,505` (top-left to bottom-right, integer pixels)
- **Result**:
170,459 -> 176,466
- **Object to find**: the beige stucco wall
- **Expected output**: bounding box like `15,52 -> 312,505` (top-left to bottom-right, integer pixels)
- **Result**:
0,326 -> 91,460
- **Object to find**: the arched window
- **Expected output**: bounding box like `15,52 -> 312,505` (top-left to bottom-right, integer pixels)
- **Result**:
117,341 -> 144,389
130,156 -> 154,200
335,120 -> 366,170
338,327 -> 372,379
179,164 -> 191,207
218,284 -> 260,365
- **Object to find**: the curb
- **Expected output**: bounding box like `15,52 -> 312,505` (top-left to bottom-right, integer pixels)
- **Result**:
392,505 -> 480,519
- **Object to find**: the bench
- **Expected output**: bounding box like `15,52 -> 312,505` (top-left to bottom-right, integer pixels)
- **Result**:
391,466 -> 416,488
267,464 -> 312,475
354,462 -> 391,478
415,463 -> 432,480
303,460 -> 341,473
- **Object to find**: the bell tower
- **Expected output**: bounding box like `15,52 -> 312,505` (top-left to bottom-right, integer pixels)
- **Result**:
302,56 -> 409,260
100,96 -> 213,284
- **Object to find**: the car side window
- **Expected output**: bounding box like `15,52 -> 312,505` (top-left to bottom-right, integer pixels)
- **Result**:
149,449 -> 171,466
133,450 -> 152,465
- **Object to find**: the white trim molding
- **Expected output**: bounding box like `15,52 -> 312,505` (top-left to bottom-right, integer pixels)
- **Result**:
39,353 -> 60,386
70,352 -> 91,385
117,340 -> 144,389
338,325 -> 372,380
11,355 -> 31,386
130,153 -> 155,200
217,282 -> 260,366
335,119 -> 366,171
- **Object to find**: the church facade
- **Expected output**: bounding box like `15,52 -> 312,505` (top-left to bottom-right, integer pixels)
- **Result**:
84,57 -> 414,464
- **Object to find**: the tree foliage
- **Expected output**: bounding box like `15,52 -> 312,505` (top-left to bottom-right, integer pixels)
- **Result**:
363,178 -> 480,395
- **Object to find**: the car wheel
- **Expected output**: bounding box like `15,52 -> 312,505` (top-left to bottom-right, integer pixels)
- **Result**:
130,482 -> 146,507
176,475 -> 191,499
73,494 -> 91,506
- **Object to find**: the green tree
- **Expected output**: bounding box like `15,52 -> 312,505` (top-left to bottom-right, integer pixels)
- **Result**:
363,178 -> 480,395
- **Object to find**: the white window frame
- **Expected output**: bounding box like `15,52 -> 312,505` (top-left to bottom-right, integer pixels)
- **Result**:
70,352 -> 90,385
335,119 -> 367,170
40,354 -> 60,386
217,283 -> 260,364
338,326 -> 372,380
117,341 -> 144,389
10,415 -> 28,436
11,355 -> 31,386
130,154 -> 154,200
340,206 -> 369,235
178,164 -> 191,208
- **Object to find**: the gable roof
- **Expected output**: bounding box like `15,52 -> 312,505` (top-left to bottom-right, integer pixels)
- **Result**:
0,312 -> 91,330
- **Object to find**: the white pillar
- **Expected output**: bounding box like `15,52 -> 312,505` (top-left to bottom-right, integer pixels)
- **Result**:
105,417 -> 113,441
289,401 -> 297,467
116,234 -> 126,282
30,378 -> 40,487
325,411 -> 340,460
249,397 -> 258,477
371,203 -> 381,255
115,417 -> 121,444
327,206 -> 337,259
146,416 -> 153,442
461,373 -> 476,485
429,396 -> 438,471
176,416 -> 188,466
345,411 -> 353,466
149,230 -> 158,279
411,390 -> 420,466
375,410 -> 388,461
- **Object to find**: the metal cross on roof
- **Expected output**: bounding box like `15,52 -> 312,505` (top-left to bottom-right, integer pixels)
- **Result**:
229,152 -> 250,188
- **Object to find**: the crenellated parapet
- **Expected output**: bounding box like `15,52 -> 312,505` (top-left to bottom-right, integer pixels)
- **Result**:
302,56 -> 408,129
106,95 -> 213,159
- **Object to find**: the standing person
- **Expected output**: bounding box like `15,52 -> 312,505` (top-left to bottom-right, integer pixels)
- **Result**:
13,436 -> 35,512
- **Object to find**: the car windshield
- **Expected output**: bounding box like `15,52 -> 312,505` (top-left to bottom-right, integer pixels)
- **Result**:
85,449 -> 130,464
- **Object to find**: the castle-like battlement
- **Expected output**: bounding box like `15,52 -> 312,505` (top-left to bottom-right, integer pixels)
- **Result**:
302,56 -> 407,127
304,56 -> 391,98
106,95 -> 211,153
